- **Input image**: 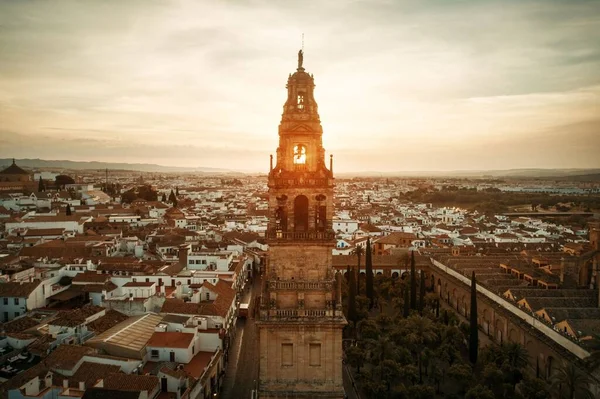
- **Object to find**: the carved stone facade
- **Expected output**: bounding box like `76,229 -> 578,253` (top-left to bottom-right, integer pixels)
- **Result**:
257,51 -> 346,398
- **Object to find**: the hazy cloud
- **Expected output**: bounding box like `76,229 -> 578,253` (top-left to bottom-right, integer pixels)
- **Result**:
0,0 -> 599,171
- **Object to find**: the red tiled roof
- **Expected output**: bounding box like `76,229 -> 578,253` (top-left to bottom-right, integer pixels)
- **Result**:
123,281 -> 155,287
0,280 -> 40,297
86,309 -> 129,334
161,279 -> 235,318
23,228 -> 65,237
376,232 -> 416,245
72,272 -> 110,284
103,373 -> 159,393
146,332 -> 194,349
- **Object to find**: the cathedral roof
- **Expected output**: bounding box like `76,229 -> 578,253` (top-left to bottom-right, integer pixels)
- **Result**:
0,159 -> 29,175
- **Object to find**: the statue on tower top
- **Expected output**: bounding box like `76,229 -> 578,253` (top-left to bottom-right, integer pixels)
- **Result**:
298,49 -> 304,69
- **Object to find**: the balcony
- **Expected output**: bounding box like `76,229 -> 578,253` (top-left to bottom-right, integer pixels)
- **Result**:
265,308 -> 343,320
266,230 -> 335,242
269,280 -> 333,291
268,176 -> 332,189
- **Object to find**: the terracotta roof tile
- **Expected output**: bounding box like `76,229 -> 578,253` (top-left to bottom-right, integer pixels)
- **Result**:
103,373 -> 159,393
0,280 -> 40,297
72,272 -> 110,284
147,332 -> 194,349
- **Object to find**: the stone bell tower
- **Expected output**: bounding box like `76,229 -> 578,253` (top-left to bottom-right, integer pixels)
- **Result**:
257,50 -> 346,398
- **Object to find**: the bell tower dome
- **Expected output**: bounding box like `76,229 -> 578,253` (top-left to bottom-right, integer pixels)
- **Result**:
273,50 -> 329,175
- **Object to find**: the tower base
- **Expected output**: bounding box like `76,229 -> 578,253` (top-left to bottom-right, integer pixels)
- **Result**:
257,319 -> 346,399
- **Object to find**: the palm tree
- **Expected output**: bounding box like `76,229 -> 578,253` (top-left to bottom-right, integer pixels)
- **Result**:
368,335 -> 395,367
404,315 -> 437,383
410,251 -> 417,310
379,359 -> 402,396
503,342 -> 529,371
583,333 -> 600,371
365,238 -> 374,309
551,362 -> 594,399
354,245 -> 364,295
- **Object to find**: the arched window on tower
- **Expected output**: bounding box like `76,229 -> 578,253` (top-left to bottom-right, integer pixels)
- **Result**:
293,145 -> 306,164
297,92 -> 305,111
294,195 -> 309,232
275,206 -> 287,232
315,194 -> 327,232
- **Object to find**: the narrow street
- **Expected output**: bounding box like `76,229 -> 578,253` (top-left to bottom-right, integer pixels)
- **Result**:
220,274 -> 261,398
343,364 -> 361,399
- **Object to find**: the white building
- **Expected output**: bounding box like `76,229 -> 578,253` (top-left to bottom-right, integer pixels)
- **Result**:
333,218 -> 359,234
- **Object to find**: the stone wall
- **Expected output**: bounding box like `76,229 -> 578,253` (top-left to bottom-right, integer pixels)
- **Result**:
268,243 -> 332,281
258,322 -> 345,398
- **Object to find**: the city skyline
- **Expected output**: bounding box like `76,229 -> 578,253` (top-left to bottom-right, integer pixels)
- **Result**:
1,0 -> 600,173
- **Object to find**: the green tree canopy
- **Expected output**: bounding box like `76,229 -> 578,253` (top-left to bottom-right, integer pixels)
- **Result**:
465,384 -> 495,399
55,174 -> 75,188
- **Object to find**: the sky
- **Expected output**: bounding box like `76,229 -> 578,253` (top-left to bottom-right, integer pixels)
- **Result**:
0,0 -> 599,173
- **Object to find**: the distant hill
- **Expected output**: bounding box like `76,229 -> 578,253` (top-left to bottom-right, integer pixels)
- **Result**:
338,168 -> 600,178
1,158 -> 599,178
0,158 -> 234,173
546,173 -> 600,182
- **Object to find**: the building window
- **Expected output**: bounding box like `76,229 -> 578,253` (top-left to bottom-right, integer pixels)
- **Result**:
14,311 -> 19,318
151,350 -> 159,358
14,298 -> 19,305
281,343 -> 293,366
297,93 -> 305,110
294,195 -> 309,232
2,298 -> 7,305
206,292 -> 210,301
293,144 -> 306,164
309,343 -> 321,366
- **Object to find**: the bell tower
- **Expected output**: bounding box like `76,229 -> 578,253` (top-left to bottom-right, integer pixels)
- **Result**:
257,50 -> 346,399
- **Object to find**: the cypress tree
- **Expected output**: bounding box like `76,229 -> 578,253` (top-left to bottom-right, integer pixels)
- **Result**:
66,204 -> 72,216
38,176 -> 44,192
419,270 -> 425,315
348,266 -> 357,326
161,193 -> 167,202
403,285 -> 410,318
410,251 -> 417,310
176,186 -> 180,196
365,238 -> 374,309
469,271 -> 479,365
355,245 -> 363,295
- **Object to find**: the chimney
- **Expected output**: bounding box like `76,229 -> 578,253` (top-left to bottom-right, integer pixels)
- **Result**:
63,380 -> 69,389
78,381 -> 85,391
178,244 -> 189,267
